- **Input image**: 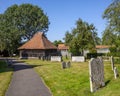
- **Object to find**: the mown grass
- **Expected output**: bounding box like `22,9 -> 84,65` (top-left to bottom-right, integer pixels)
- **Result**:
24,59 -> 120,96
0,60 -> 13,96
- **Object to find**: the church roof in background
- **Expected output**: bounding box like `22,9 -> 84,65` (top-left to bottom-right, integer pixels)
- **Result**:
58,44 -> 69,50
96,45 -> 110,49
18,32 -> 57,50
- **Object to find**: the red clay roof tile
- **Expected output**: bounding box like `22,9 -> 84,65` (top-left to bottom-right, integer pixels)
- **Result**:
96,45 -> 110,49
58,44 -> 69,50
18,32 -> 57,50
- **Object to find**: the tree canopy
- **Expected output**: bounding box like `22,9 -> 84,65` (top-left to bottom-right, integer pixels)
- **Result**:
0,4 -> 49,56
103,0 -> 120,33
102,0 -> 120,49
102,27 -> 116,45
64,18 -> 100,56
53,40 -> 63,47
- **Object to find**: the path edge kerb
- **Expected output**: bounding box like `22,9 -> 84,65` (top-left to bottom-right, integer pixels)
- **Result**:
32,67 -> 53,96
5,59 -> 14,96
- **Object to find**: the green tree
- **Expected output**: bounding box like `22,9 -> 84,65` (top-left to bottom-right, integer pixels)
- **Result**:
102,27 -> 116,45
0,4 -> 49,56
64,19 -> 99,56
53,40 -> 63,47
103,0 -> 120,34
63,31 -> 73,45
103,0 -> 120,54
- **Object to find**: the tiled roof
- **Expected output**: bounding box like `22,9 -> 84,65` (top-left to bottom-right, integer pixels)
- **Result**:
96,45 -> 110,49
18,32 -> 57,50
58,44 -> 69,50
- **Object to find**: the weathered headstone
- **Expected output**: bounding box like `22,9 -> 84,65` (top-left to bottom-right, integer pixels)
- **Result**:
89,57 -> 105,92
66,61 -> 71,68
111,56 -> 114,70
62,62 -> 66,69
114,67 -> 119,79
51,56 -> 62,62
72,56 -> 85,62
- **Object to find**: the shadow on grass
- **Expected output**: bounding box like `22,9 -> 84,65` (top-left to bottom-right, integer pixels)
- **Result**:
105,80 -> 111,86
0,59 -> 13,73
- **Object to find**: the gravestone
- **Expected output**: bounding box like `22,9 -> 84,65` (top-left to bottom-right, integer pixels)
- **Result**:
51,56 -> 62,62
62,62 -> 66,69
89,57 -> 105,92
72,56 -> 85,62
114,67 -> 119,79
111,56 -> 114,70
66,61 -> 71,68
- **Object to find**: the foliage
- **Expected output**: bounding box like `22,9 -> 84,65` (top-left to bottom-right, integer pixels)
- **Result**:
107,52 -> 120,57
109,46 -> 117,53
114,57 -> 120,64
102,27 -> 116,45
108,46 -> 120,57
87,53 -> 105,59
103,0 -> 120,50
53,40 -> 63,47
64,18 -> 100,55
0,4 -> 49,56
25,59 -> 120,96
103,0 -> 120,33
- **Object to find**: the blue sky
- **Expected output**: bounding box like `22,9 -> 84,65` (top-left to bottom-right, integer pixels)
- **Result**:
0,0 -> 112,42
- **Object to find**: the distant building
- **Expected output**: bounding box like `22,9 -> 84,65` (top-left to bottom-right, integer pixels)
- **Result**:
84,45 -> 110,56
96,45 -> 110,53
58,44 -> 70,56
18,32 -> 57,59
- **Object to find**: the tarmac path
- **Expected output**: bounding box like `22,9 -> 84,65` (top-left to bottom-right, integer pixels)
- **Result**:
5,59 -> 52,96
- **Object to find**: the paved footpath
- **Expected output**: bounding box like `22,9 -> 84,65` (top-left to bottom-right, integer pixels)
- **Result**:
5,59 -> 52,96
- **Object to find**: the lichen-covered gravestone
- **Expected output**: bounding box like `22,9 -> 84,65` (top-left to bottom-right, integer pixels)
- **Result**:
89,57 -> 105,92
66,61 -> 71,68
62,62 -> 66,69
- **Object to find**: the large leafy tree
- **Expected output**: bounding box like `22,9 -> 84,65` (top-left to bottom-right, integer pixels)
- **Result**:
103,0 -> 120,34
102,27 -> 117,45
64,19 -> 100,55
103,0 -> 120,53
0,4 -> 49,56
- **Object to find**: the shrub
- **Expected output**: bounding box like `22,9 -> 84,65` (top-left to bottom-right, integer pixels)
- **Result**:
87,53 -> 105,59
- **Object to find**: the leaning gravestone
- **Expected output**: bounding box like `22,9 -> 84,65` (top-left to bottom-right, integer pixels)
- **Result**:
62,62 -> 66,69
66,61 -> 71,68
111,56 -> 114,71
89,57 -> 105,92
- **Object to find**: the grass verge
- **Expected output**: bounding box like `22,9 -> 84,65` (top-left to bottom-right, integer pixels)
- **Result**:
0,60 -> 13,96
24,59 -> 120,96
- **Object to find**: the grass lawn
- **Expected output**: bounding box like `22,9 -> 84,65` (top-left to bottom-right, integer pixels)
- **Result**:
24,59 -> 120,96
0,60 -> 13,96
